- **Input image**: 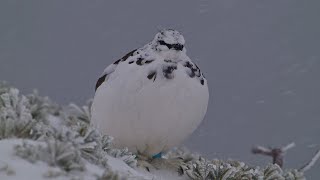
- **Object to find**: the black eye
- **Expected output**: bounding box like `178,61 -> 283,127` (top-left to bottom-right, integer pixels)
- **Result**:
158,40 -> 172,49
158,40 -> 166,46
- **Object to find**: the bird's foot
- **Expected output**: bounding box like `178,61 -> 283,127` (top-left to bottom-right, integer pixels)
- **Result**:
136,153 -> 155,172
150,157 -> 186,174
136,152 -> 187,174
137,159 -> 155,172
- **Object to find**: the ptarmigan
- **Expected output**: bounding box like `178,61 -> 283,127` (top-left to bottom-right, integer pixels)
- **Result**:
91,29 -> 209,159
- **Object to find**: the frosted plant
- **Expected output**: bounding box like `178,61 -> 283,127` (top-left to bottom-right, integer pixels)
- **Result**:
0,88 -> 36,139
184,159 -> 307,180
166,147 -> 200,163
44,139 -> 84,171
183,158 -> 254,180
71,128 -> 110,167
81,129 -> 137,168
0,82 -> 10,94
106,147 -> 137,168
284,169 -> 306,180
74,128 -> 101,162
14,140 -> 40,163
184,157 -> 216,179
101,135 -> 137,167
263,164 -> 285,180
15,139 -> 85,172
167,147 -> 306,180
42,169 -> 66,179
98,171 -> 123,180
224,160 -> 263,179
60,100 -> 93,140
97,166 -> 128,180
66,100 -> 92,124
26,90 -> 61,122
42,119 -> 136,168
0,83 -> 59,140
25,89 -> 62,139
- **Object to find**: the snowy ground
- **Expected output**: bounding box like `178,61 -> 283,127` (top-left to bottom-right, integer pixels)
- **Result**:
0,139 -> 188,180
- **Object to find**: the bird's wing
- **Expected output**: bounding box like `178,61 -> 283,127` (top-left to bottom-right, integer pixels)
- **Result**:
95,49 -> 137,91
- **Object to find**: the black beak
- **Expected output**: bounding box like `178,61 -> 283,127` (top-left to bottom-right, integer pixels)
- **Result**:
173,44 -> 184,51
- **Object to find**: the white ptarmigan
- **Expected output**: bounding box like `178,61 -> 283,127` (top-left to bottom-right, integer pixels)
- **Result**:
91,29 -> 209,158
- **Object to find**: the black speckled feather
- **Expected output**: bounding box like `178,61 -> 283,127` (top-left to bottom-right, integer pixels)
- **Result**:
95,74 -> 107,91
121,49 -> 137,62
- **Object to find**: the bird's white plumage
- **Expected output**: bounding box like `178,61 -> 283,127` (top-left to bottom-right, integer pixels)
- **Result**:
91,29 -> 209,157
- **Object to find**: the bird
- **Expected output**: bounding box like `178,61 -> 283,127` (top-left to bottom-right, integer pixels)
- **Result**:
91,29 -> 209,160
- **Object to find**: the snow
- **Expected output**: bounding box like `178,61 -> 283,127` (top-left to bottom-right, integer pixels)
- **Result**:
46,115 -> 63,130
0,139 -> 62,180
0,139 -> 186,180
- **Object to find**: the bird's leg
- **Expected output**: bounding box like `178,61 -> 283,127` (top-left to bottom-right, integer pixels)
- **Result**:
137,150 -> 186,173
152,152 -> 162,159
150,153 -> 187,174
136,151 -> 156,172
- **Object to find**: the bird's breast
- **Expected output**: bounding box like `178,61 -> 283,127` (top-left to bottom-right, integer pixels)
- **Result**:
91,60 -> 209,156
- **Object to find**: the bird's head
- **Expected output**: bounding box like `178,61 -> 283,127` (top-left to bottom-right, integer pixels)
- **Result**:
152,29 -> 186,53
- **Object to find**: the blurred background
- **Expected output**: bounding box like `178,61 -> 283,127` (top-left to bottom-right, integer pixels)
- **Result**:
0,0 -> 319,178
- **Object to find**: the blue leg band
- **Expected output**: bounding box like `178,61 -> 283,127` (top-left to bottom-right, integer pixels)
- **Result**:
152,152 -> 162,159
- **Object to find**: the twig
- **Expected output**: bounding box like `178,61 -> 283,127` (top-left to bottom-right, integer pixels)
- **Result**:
252,142 -> 295,168
299,149 -> 320,172
252,146 -> 272,155
281,142 -> 295,152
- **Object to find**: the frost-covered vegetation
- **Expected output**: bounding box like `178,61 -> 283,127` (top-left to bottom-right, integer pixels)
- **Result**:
0,82 -> 308,179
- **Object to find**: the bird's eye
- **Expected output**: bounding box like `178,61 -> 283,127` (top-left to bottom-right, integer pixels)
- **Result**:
158,40 -> 183,51
158,40 -> 172,49
158,40 -> 166,46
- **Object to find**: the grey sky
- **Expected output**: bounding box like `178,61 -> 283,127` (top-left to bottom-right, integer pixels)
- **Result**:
1,0 -> 319,178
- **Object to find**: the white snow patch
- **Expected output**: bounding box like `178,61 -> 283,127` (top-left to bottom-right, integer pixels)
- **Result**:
0,139 -> 186,180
